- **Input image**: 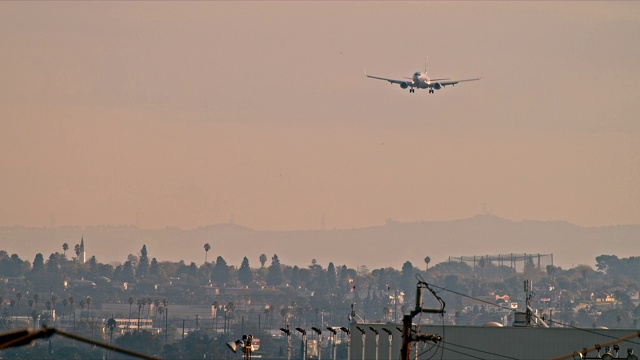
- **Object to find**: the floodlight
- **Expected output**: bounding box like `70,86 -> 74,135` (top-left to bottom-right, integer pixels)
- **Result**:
311,327 -> 322,335
295,327 -> 306,335
327,327 -> 337,335
369,327 -> 379,335
356,326 -> 365,334
340,327 -> 350,335
381,328 -> 392,335
280,328 -> 291,335
226,341 -> 239,353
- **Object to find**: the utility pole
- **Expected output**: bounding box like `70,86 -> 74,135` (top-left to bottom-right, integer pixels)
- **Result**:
400,281 -> 445,360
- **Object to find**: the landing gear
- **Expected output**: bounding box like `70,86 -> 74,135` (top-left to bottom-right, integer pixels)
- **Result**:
409,88 -> 415,93
429,89 -> 434,94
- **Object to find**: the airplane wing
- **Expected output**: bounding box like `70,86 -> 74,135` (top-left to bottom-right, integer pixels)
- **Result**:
437,76 -> 482,87
366,74 -> 408,85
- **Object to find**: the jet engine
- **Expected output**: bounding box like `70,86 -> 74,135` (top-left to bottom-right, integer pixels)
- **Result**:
433,82 -> 442,90
400,82 -> 409,89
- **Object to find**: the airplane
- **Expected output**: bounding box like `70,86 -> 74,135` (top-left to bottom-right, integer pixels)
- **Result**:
365,63 -> 481,94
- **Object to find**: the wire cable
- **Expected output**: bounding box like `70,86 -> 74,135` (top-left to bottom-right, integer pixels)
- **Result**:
441,339 -> 519,360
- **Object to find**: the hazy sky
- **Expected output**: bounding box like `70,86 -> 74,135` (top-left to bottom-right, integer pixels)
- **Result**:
1,2 -> 639,231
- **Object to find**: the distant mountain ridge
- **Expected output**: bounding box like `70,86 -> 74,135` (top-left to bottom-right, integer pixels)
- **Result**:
1,214 -> 638,270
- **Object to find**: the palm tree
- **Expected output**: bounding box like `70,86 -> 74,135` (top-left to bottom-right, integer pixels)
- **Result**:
424,256 -> 431,271
16,292 -> 23,316
146,298 -> 153,319
62,243 -> 69,257
62,298 -> 69,326
154,299 -> 161,319
137,299 -> 144,329
68,296 -> 75,320
204,243 -> 211,263
9,300 -> 15,325
33,293 -> 40,309
106,317 -> 117,359
128,297 -> 135,330
79,300 -> 86,318
85,296 -> 92,318
28,300 -> 35,316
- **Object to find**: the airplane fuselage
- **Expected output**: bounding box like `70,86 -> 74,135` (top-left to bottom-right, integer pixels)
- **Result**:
412,71 -> 432,89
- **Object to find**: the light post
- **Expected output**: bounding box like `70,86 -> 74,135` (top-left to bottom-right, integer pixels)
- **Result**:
226,334 -> 254,360
356,326 -> 366,360
382,328 -> 393,360
369,327 -> 379,360
296,327 -> 307,360
340,327 -> 351,360
327,327 -> 338,360
312,327 -> 323,360
280,326 -> 291,360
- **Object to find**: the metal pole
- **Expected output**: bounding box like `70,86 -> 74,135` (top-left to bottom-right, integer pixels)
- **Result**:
280,326 -> 291,360
356,326 -> 366,360
296,328 -> 306,360
312,327 -> 322,360
327,327 -> 337,360
382,328 -> 392,360
369,327 -> 379,360
340,327 -> 351,360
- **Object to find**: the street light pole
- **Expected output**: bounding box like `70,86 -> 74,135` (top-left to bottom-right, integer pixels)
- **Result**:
382,328 -> 393,360
296,328 -> 307,360
356,326 -> 366,360
327,327 -> 338,360
340,327 -> 351,360
312,327 -> 322,360
280,326 -> 291,360
369,327 -> 379,360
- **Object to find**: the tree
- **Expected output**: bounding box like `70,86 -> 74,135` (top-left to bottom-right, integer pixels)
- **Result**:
46,253 -> 59,273
128,297 -> 135,330
115,330 -> 162,358
16,292 -> 23,317
106,317 -> 117,358
149,257 -> 160,279
137,245 -> 149,279
267,254 -> 284,286
85,296 -> 92,318
238,256 -> 253,285
424,256 -> 431,271
62,243 -> 69,257
32,253 -> 44,273
401,261 -> 415,295
211,256 -> 230,285
259,254 -> 267,268
62,298 -> 69,326
204,243 -> 211,263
